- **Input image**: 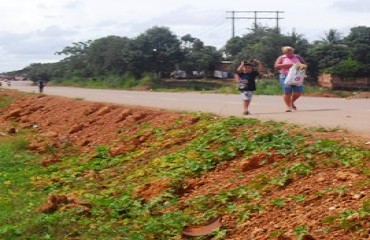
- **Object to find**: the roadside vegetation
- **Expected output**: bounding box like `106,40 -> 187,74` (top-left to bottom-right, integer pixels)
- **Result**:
0,134 -> 49,238
48,77 -> 358,98
0,91 -> 369,239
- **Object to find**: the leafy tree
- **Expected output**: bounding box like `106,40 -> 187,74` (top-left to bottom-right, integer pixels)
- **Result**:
308,44 -> 350,71
87,36 -> 131,75
223,26 -> 310,73
223,36 -> 246,59
25,63 -> 54,82
16,24 -> 370,86
180,35 -> 222,77
181,34 -> 197,49
132,26 -> 183,78
344,26 -> 370,63
327,59 -> 369,78
56,41 -> 92,78
319,29 -> 342,44
288,30 -> 310,56
307,29 -> 350,78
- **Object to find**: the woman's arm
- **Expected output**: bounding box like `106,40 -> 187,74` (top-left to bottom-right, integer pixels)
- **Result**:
274,56 -> 293,70
296,55 -> 306,64
256,61 -> 265,74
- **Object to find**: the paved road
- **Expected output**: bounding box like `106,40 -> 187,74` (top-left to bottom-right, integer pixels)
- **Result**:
6,81 -> 370,138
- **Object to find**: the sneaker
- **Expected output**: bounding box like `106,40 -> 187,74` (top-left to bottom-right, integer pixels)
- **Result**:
285,109 -> 292,112
243,111 -> 250,115
292,104 -> 297,110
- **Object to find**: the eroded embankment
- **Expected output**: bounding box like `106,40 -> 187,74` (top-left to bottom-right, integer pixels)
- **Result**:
0,90 -> 369,240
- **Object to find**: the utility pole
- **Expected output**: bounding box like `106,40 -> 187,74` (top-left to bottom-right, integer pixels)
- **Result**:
226,11 -> 236,38
276,11 -> 282,29
231,11 -> 235,38
226,11 -> 284,38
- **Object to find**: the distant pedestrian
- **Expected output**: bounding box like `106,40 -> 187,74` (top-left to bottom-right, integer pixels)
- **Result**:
274,46 -> 306,112
37,79 -> 46,93
235,60 -> 265,115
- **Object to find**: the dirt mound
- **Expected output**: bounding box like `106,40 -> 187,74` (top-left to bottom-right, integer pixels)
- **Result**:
0,93 -> 196,155
38,194 -> 91,215
1,91 -> 369,239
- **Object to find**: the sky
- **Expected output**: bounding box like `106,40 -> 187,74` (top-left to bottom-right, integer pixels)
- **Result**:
0,0 -> 369,73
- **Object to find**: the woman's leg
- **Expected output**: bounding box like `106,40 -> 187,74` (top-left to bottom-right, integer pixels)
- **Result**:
291,85 -> 304,110
284,93 -> 293,111
280,75 -> 293,111
292,92 -> 301,110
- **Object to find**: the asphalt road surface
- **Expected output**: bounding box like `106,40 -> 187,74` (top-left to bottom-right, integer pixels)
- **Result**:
6,81 -> 370,138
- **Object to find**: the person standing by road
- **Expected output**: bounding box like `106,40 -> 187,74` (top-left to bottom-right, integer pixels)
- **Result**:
235,60 -> 265,115
37,79 -> 46,93
274,46 -> 306,112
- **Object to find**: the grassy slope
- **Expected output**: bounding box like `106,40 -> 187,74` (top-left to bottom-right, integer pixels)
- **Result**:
0,93 -> 369,240
0,135 -> 50,238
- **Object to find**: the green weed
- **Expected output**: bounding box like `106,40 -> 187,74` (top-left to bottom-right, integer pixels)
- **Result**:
0,92 -> 22,108
269,229 -> 287,238
270,172 -> 292,187
8,135 -> 30,151
270,198 -> 286,207
292,194 -> 307,203
292,225 -> 309,240
306,126 -> 343,133
322,201 -> 370,234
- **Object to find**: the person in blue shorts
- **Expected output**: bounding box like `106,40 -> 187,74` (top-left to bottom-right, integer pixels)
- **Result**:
235,60 -> 265,115
274,46 -> 306,112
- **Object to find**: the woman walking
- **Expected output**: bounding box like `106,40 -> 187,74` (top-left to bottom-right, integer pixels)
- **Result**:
274,46 -> 306,112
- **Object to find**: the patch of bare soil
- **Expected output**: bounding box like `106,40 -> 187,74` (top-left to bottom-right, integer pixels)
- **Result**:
305,91 -> 370,99
304,93 -> 341,98
347,92 -> 370,99
0,92 -> 196,156
181,155 -> 369,239
38,194 -> 91,215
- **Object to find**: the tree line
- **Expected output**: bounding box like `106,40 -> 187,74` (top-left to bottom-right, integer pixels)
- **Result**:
8,25 -> 370,84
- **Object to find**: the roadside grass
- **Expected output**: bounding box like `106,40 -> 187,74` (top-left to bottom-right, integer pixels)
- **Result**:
305,126 -> 346,133
74,97 -> 85,101
0,91 -> 23,108
52,77 -> 358,97
0,134 -> 50,239
152,79 -> 230,92
53,75 -> 145,89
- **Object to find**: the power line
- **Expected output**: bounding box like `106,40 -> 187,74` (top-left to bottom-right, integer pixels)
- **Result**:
226,11 -> 284,38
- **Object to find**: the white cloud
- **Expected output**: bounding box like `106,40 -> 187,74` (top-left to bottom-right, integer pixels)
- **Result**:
333,0 -> 370,12
0,0 -> 369,72
0,26 -> 77,54
63,0 -> 84,9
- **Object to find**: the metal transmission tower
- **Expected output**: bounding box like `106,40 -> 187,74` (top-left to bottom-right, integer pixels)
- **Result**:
226,11 -> 284,38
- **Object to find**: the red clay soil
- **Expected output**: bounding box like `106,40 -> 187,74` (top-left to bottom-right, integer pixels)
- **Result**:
0,91 -> 197,156
181,156 -> 369,239
0,90 -> 369,240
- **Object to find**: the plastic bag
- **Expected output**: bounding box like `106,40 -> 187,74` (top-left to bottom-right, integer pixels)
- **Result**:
237,82 -> 247,91
284,64 -> 307,86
